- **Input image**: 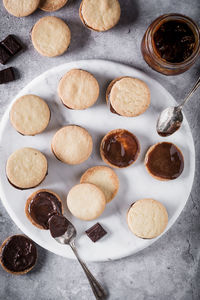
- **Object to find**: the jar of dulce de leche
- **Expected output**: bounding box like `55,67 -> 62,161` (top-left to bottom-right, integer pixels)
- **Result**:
141,14 -> 200,75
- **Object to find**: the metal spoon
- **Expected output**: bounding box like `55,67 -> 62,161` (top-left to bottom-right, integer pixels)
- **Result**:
48,215 -> 107,300
157,76 -> 200,137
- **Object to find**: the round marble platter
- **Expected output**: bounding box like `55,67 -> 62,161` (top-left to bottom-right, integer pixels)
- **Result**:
0,60 -> 195,262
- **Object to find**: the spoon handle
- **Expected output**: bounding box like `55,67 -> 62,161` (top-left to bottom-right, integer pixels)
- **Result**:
70,241 -> 107,300
180,75 -> 200,108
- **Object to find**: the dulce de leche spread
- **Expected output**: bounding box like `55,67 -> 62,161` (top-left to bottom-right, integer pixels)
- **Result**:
0,235 -> 37,273
145,142 -> 184,180
101,129 -> 140,168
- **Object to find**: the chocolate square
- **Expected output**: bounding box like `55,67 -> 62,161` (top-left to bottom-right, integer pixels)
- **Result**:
85,223 -> 107,243
0,67 -> 15,84
0,44 -> 11,65
1,35 -> 22,56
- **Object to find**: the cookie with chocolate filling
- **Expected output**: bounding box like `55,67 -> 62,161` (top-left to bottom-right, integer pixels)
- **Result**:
6,148 -> 48,189
106,77 -> 150,117
10,94 -> 50,136
79,0 -> 121,32
145,142 -> 184,181
0,235 -> 37,275
127,199 -> 168,239
100,129 -> 140,168
80,166 -> 119,203
25,189 -> 63,229
58,69 -> 99,110
31,16 -> 71,57
51,125 -> 93,165
39,0 -> 68,12
67,183 -> 106,221
3,0 -> 40,17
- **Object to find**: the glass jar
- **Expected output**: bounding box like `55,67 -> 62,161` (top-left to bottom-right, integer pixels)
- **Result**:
141,14 -> 200,75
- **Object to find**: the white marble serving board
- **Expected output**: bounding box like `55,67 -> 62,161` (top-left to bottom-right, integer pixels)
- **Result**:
0,60 -> 195,262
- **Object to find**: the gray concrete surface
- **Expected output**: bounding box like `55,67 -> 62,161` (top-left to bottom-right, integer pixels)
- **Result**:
0,0 -> 200,299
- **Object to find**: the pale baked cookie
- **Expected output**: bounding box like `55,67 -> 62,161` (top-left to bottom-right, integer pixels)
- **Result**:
80,166 -> 119,203
127,199 -> 168,239
79,0 -> 121,32
10,94 -> 50,136
3,0 -> 40,17
39,0 -> 68,12
0,235 -> 37,275
51,125 -> 93,165
67,183 -> 106,220
58,69 -> 99,110
25,189 -> 63,230
31,16 -> 71,57
6,148 -> 48,189
106,77 -> 151,117
144,142 -> 184,181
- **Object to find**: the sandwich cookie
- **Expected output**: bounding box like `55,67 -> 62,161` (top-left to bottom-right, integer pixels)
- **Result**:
10,94 -> 50,136
0,235 -> 37,275
80,166 -> 119,203
25,189 -> 63,230
39,0 -> 68,12
6,148 -> 48,189
127,199 -> 168,239
58,69 -> 99,110
51,125 -> 93,165
31,16 -> 71,57
106,77 -> 151,117
67,183 -> 106,221
79,0 -> 121,32
100,129 -> 140,168
145,142 -> 184,181
3,0 -> 40,17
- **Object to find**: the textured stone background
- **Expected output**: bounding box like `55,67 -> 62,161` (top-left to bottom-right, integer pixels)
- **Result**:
0,1 -> 200,299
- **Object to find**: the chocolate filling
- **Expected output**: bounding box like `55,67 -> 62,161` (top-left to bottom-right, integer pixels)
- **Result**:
48,215 -> 70,238
102,130 -> 140,168
1,235 -> 37,273
146,142 -> 184,180
28,192 -> 62,229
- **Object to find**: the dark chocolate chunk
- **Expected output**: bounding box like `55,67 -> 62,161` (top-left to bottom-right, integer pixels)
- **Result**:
0,235 -> 37,273
1,35 -> 22,56
49,215 -> 70,238
0,67 -> 15,84
0,44 -> 11,65
85,223 -> 107,242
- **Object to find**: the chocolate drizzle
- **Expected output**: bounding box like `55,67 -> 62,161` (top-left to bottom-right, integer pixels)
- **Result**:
1,235 -> 37,273
28,191 -> 62,229
146,142 -> 184,180
102,129 -> 140,168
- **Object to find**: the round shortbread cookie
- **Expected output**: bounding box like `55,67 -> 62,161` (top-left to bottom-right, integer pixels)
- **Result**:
144,142 -> 184,181
3,0 -> 40,17
80,166 -> 119,203
25,189 -> 63,230
127,199 -> 168,239
67,183 -> 106,220
79,0 -> 121,32
10,94 -> 50,136
39,0 -> 68,12
6,148 -> 48,189
31,16 -> 71,57
51,125 -> 93,165
58,69 -> 99,110
0,235 -> 37,275
106,77 -> 151,117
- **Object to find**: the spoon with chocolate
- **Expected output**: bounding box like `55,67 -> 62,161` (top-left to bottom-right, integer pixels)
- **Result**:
157,76 -> 200,137
48,214 -> 107,300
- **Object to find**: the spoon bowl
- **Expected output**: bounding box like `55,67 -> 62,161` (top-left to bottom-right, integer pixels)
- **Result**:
157,106 -> 183,137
